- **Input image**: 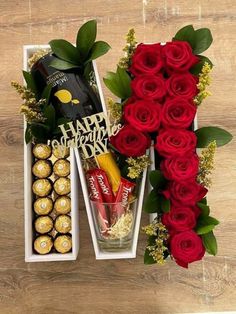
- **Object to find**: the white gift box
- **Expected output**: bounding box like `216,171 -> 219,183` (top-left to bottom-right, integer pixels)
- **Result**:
23,45 -> 79,262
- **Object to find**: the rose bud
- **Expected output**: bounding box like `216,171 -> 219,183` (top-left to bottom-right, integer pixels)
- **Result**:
162,41 -> 199,72
166,73 -> 198,99
129,43 -> 163,76
170,230 -> 205,268
161,97 -> 196,129
123,100 -> 162,133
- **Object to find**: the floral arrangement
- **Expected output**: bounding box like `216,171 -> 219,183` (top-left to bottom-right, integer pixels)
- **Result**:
104,25 -> 232,267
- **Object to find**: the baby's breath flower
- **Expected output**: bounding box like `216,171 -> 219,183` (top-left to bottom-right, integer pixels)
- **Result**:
194,62 -> 212,106
118,28 -> 137,69
197,140 -> 216,187
126,155 -> 151,179
107,97 -> 123,123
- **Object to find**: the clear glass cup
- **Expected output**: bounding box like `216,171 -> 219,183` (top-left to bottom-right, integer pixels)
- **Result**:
90,200 -> 137,251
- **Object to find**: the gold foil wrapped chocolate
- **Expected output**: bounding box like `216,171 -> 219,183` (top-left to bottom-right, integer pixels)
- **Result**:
35,216 -> 53,234
53,159 -> 70,177
34,197 -> 53,215
33,144 -> 52,159
54,215 -> 71,233
54,235 -> 72,253
34,235 -> 53,254
54,177 -> 71,195
32,160 -> 52,178
52,146 -> 70,159
54,196 -> 71,214
32,179 -> 52,197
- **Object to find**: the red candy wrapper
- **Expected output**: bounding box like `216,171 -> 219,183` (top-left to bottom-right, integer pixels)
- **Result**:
110,178 -> 135,225
86,169 -> 110,232
95,169 -> 114,203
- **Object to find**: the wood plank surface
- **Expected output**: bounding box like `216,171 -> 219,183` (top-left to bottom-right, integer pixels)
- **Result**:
0,0 -> 236,313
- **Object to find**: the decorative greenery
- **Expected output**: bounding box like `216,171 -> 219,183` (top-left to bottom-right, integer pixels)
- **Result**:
195,126 -> 233,148
118,28 -> 137,69
194,62 -> 212,105
126,155 -> 151,179
107,97 -> 123,123
103,66 -> 132,99
197,140 -> 216,187
201,231 -> 217,255
49,20 -> 111,71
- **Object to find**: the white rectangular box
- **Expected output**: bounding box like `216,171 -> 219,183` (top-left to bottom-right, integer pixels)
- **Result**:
23,45 -> 79,262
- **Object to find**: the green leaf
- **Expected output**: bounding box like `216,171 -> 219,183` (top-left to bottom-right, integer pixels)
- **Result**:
198,197 -> 207,205
103,66 -> 131,99
196,216 -> 219,234
83,62 -> 93,81
49,58 -> 80,70
160,195 -> 171,213
53,118 -> 70,135
149,170 -> 166,190
25,124 -> 32,144
143,189 -> 161,213
192,28 -> 213,54
44,105 -> 56,130
87,41 -> 111,62
201,231 -> 217,255
76,20 -> 97,59
195,126 -> 233,147
144,249 -> 156,265
30,123 -> 50,142
173,24 -> 195,47
22,71 -> 38,96
49,39 -> 80,64
190,55 -> 213,75
197,202 -> 210,217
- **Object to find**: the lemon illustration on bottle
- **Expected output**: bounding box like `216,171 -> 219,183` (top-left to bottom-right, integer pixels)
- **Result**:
54,89 -> 80,105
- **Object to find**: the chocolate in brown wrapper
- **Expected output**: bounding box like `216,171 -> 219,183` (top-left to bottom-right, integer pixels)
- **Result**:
54,215 -> 71,233
53,159 -> 70,177
54,196 -> 71,214
34,197 -> 53,215
32,179 -> 52,197
35,216 -> 53,234
54,177 -> 71,195
34,235 -> 53,254
52,146 -> 70,159
54,235 -> 72,253
33,144 -> 52,159
32,160 -> 52,178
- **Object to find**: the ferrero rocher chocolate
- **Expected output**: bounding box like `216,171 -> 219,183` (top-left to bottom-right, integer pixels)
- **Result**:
52,146 -> 70,159
34,197 -> 53,215
34,235 -> 53,254
54,235 -> 72,253
32,179 -> 52,197
32,160 -> 52,178
53,159 -> 70,177
54,215 -> 71,233
54,177 -> 71,195
54,196 -> 71,214
33,144 -> 52,159
35,216 -> 53,234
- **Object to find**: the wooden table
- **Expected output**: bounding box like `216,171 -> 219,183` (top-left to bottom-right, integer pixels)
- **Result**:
0,0 -> 235,313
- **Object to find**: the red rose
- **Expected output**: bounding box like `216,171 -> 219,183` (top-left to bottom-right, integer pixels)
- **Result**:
131,75 -> 166,102
166,73 -> 198,99
162,41 -> 199,72
162,206 -> 196,232
170,231 -> 205,268
160,153 -> 199,181
162,97 -> 196,129
123,100 -> 162,132
129,43 -> 163,76
155,129 -> 197,157
163,180 -> 208,206
110,125 -> 150,157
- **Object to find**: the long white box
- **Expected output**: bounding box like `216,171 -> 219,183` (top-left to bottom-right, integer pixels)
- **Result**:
23,45 -> 79,262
